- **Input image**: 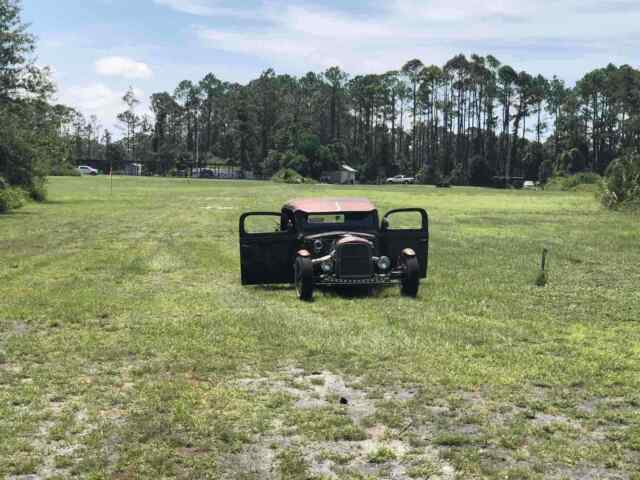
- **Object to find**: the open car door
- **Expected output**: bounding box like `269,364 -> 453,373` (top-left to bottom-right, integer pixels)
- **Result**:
239,212 -> 297,285
381,208 -> 429,278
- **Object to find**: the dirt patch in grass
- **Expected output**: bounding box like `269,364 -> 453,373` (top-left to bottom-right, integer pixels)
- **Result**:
225,369 -> 640,479
225,366 -> 455,479
6,402 -> 98,480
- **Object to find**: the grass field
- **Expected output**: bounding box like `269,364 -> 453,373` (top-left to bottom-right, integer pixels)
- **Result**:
1,176 -> 639,480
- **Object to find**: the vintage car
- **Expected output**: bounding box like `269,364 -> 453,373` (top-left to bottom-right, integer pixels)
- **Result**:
239,197 -> 429,300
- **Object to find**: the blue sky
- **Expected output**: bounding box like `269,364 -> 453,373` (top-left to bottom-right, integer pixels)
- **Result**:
22,0 -> 640,132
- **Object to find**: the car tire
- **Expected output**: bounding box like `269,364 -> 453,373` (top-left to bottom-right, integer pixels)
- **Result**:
400,254 -> 420,297
294,256 -> 314,301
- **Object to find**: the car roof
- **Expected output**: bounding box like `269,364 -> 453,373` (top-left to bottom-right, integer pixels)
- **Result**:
284,197 -> 376,214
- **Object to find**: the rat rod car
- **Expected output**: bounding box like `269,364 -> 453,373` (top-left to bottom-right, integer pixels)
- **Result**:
239,198 -> 429,300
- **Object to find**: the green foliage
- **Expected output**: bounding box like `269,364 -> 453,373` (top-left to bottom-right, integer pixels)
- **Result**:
447,164 -> 469,186
601,153 -> 640,208
556,148 -> 586,175
27,176 -> 47,202
264,150 -> 312,177
49,164 -> 80,177
416,164 -> 442,185
277,449 -> 310,479
0,177 -> 25,213
433,433 -> 470,446
407,460 -> 440,478
271,168 -> 315,184
50,56 -> 640,186
469,156 -> 495,187
0,2 -> 64,195
545,172 -> 602,192
538,158 -> 554,184
367,446 -> 397,464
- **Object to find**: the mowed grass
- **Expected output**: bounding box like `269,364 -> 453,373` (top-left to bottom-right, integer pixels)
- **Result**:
1,176 -> 639,479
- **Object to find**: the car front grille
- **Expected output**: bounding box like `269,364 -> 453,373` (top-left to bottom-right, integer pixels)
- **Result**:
337,243 -> 373,279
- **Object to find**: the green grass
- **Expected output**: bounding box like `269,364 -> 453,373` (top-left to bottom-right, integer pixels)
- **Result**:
1,176 -> 639,479
367,446 -> 397,463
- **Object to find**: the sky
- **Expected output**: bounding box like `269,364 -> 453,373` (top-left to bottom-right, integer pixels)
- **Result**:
22,0 -> 640,133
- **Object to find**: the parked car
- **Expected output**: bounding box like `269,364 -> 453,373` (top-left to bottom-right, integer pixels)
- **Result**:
386,174 -> 415,184
491,176 -> 525,189
239,197 -> 429,300
77,165 -> 98,176
195,168 -> 215,179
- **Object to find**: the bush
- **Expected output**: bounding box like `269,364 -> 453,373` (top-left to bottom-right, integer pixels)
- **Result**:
469,156 -> 495,187
601,153 -> 640,208
271,168 -> 315,184
416,165 -> 442,185
446,164 -> 468,186
0,178 -> 26,213
557,148 -> 586,174
545,172 -> 602,192
28,176 -> 47,202
50,164 -> 80,177
538,158 -> 555,184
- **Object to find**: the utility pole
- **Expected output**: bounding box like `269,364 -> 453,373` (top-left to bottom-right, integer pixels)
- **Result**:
195,110 -> 199,172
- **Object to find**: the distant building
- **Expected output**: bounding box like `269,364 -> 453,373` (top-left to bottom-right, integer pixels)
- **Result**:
125,163 -> 142,176
321,164 -> 357,184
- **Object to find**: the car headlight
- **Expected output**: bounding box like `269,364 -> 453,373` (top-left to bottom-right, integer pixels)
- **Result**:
321,261 -> 333,274
377,256 -> 391,271
313,239 -> 324,254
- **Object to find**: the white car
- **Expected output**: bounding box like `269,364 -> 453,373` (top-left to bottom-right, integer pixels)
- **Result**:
77,165 -> 98,176
386,174 -> 415,184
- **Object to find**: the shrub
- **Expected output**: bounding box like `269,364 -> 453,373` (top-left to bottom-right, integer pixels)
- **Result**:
538,158 -> 554,184
447,164 -> 469,186
271,168 -> 315,184
368,446 -> 397,464
545,172 -> 602,192
557,148 -> 586,174
469,156 -> 495,187
601,153 -> 640,208
416,164 -> 444,185
28,176 -> 47,202
0,178 -> 26,213
50,164 -> 80,177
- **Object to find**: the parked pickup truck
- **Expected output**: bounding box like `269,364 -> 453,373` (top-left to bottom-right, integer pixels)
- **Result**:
386,175 -> 415,184
77,165 -> 98,176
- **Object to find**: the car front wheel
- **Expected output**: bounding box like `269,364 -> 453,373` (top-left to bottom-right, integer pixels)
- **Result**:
294,256 -> 314,301
400,254 -> 420,297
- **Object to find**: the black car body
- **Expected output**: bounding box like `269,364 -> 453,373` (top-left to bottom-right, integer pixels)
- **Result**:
239,197 -> 429,300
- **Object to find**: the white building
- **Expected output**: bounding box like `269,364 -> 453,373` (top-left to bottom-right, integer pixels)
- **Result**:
321,164 -> 357,184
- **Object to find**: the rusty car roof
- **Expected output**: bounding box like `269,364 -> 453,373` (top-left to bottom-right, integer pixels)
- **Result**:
284,197 -> 376,214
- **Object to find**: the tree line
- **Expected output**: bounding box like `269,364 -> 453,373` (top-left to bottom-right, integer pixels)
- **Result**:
66,56 -> 640,187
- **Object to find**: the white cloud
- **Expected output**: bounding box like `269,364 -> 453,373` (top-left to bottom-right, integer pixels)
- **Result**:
196,28 -> 317,60
192,0 -> 640,82
95,56 -> 153,79
153,0 -> 257,18
57,83 -> 147,133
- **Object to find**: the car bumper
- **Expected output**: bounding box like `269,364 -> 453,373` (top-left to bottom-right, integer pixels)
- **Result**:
315,271 -> 403,286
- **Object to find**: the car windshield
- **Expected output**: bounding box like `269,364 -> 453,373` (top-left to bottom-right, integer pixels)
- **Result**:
303,212 -> 377,231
